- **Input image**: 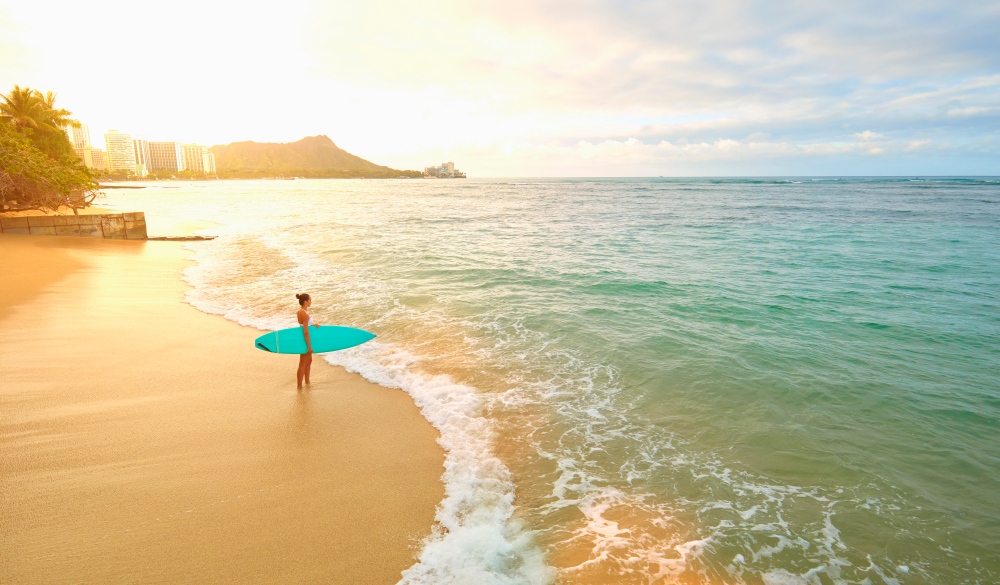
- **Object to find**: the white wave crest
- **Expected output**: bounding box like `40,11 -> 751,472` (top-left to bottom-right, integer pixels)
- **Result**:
180,236 -> 552,584
324,342 -> 553,585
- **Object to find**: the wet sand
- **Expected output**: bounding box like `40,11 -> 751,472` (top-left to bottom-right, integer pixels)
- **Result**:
0,234 -> 444,584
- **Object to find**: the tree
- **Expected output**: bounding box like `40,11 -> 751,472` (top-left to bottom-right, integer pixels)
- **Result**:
1,85 -> 99,212
1,85 -> 79,159
0,85 -> 47,134
37,91 -> 78,131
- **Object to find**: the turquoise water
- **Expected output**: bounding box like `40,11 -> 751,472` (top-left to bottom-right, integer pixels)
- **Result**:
103,178 -> 1000,584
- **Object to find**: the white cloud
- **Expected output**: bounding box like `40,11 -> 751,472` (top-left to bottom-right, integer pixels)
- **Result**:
1,0 -> 998,174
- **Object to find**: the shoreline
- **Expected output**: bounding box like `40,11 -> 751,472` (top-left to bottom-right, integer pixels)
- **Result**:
0,234 -> 445,584
0,205 -> 116,217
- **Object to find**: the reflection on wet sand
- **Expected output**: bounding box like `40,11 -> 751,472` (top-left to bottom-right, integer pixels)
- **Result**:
0,234 -> 444,584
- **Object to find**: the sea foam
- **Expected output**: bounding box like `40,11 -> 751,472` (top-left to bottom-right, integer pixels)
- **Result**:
324,342 -> 552,585
180,235 -> 551,584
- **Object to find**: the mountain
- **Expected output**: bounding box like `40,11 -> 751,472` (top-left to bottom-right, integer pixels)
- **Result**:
209,135 -> 420,178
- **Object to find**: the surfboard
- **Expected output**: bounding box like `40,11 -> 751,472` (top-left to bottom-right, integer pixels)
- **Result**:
254,325 -> 376,354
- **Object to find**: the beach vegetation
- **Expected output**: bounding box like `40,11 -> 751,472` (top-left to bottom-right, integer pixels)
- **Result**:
91,168 -> 218,181
90,168 -> 138,181
0,85 -> 99,212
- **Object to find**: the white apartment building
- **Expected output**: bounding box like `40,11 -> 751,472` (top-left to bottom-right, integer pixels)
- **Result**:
63,123 -> 100,169
424,162 -> 463,178
132,139 -> 151,178
63,123 -> 91,150
90,148 -> 107,171
104,130 -> 139,173
180,144 -> 216,174
146,141 -> 185,172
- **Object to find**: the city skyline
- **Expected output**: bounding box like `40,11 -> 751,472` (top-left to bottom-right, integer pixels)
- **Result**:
3,0 -> 998,176
62,123 -> 216,176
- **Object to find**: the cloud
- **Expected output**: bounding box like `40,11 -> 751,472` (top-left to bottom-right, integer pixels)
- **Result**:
2,0 -> 998,174
306,0 -> 1000,108
299,0 -> 1000,173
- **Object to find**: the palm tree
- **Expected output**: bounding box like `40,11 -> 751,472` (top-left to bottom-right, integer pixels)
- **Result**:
0,86 -> 78,135
0,85 -> 46,134
37,90 -> 79,131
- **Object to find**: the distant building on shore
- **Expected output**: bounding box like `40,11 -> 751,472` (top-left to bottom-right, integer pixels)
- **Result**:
180,144 -> 217,174
63,123 -> 101,169
133,139 -> 151,178
65,120 -> 216,176
63,123 -> 90,150
423,161 -> 466,178
145,141 -> 186,172
90,148 -> 107,171
104,130 -> 141,175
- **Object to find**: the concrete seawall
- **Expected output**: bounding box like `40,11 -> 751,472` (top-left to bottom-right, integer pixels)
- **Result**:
0,212 -> 147,240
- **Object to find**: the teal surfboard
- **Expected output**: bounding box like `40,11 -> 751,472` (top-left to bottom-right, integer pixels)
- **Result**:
254,325 -> 376,354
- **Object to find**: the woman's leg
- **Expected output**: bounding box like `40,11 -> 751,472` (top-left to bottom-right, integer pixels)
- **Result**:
297,354 -> 307,389
304,353 -> 313,385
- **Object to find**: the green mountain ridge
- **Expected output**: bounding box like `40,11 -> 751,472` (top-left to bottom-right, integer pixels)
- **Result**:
209,135 -> 420,178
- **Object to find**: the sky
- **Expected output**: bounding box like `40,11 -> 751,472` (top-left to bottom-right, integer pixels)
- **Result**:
1,0 -> 998,176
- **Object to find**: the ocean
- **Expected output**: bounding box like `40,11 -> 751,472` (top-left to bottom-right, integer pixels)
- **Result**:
101,177 -> 999,584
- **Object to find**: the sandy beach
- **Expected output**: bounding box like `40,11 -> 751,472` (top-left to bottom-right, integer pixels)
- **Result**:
0,234 -> 444,584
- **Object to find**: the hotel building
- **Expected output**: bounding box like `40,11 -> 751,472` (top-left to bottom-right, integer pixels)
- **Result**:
132,139 -> 151,178
424,162 -> 464,178
90,148 -> 107,171
63,123 -> 99,169
180,144 -> 217,174
104,131 -> 139,173
63,123 -> 90,150
145,141 -> 186,172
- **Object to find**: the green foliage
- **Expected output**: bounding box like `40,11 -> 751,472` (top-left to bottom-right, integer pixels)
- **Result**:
144,170 -> 175,180
90,168 -> 137,181
0,86 -> 98,211
0,85 -> 48,133
1,85 -> 79,159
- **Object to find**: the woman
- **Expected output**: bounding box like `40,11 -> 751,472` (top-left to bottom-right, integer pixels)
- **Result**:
295,293 -> 319,389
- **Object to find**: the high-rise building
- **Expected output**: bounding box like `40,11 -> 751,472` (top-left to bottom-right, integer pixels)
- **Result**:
63,123 -> 91,150
146,141 -> 185,172
104,130 -> 137,173
423,162 -> 465,178
132,139 -> 150,178
90,148 -> 107,171
180,144 -> 216,174
63,123 -> 100,169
